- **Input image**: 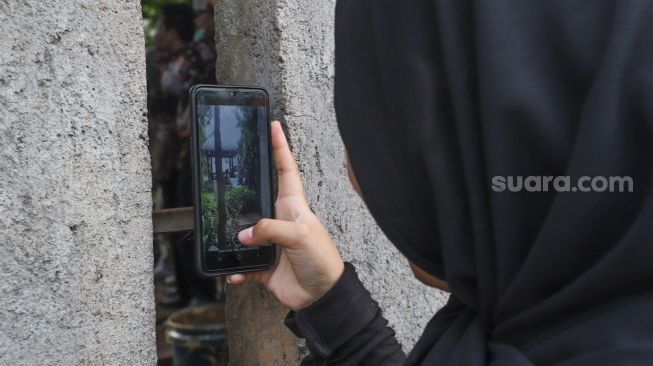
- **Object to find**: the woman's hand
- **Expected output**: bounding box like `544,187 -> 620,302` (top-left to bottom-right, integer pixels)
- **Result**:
227,121 -> 345,311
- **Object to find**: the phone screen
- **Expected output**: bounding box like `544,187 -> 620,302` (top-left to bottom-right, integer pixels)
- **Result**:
193,87 -> 274,274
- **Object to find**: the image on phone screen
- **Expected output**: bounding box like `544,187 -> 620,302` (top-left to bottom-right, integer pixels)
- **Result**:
193,88 -> 274,274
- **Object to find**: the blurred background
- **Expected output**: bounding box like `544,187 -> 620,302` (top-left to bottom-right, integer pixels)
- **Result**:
142,1 -> 225,364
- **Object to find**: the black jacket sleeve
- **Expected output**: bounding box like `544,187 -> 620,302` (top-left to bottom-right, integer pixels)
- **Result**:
284,263 -> 406,365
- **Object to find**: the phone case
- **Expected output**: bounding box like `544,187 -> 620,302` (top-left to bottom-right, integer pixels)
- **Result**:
189,84 -> 277,277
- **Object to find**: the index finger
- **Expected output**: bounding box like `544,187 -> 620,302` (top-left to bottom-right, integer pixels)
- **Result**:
271,121 -> 305,199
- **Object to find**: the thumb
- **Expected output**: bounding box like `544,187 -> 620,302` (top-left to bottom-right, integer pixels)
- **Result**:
238,218 -> 309,250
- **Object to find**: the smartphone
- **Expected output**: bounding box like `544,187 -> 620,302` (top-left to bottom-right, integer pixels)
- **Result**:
190,85 -> 276,276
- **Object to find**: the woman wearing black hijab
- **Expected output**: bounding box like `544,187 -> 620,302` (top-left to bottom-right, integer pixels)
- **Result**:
228,0 -> 653,364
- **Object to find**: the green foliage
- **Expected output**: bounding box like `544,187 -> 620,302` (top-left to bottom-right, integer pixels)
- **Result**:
198,107 -> 214,194
200,192 -> 218,245
201,188 -> 256,248
235,108 -> 259,187
141,0 -> 192,48
225,187 -> 256,215
201,192 -> 217,210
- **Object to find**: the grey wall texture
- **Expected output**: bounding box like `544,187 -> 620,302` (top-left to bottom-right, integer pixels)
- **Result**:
216,1 -> 449,364
0,2 -> 155,365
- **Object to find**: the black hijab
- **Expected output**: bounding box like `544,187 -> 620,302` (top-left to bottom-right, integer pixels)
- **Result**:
335,0 -> 653,364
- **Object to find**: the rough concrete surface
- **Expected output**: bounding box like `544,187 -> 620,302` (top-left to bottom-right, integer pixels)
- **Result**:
216,0 -> 449,363
0,1 -> 156,365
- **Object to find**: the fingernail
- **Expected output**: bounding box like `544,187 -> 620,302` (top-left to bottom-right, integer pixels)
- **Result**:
226,276 -> 232,284
238,227 -> 253,243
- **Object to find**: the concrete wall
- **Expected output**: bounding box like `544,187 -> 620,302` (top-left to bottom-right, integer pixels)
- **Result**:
216,1 -> 449,364
0,2 -> 155,365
